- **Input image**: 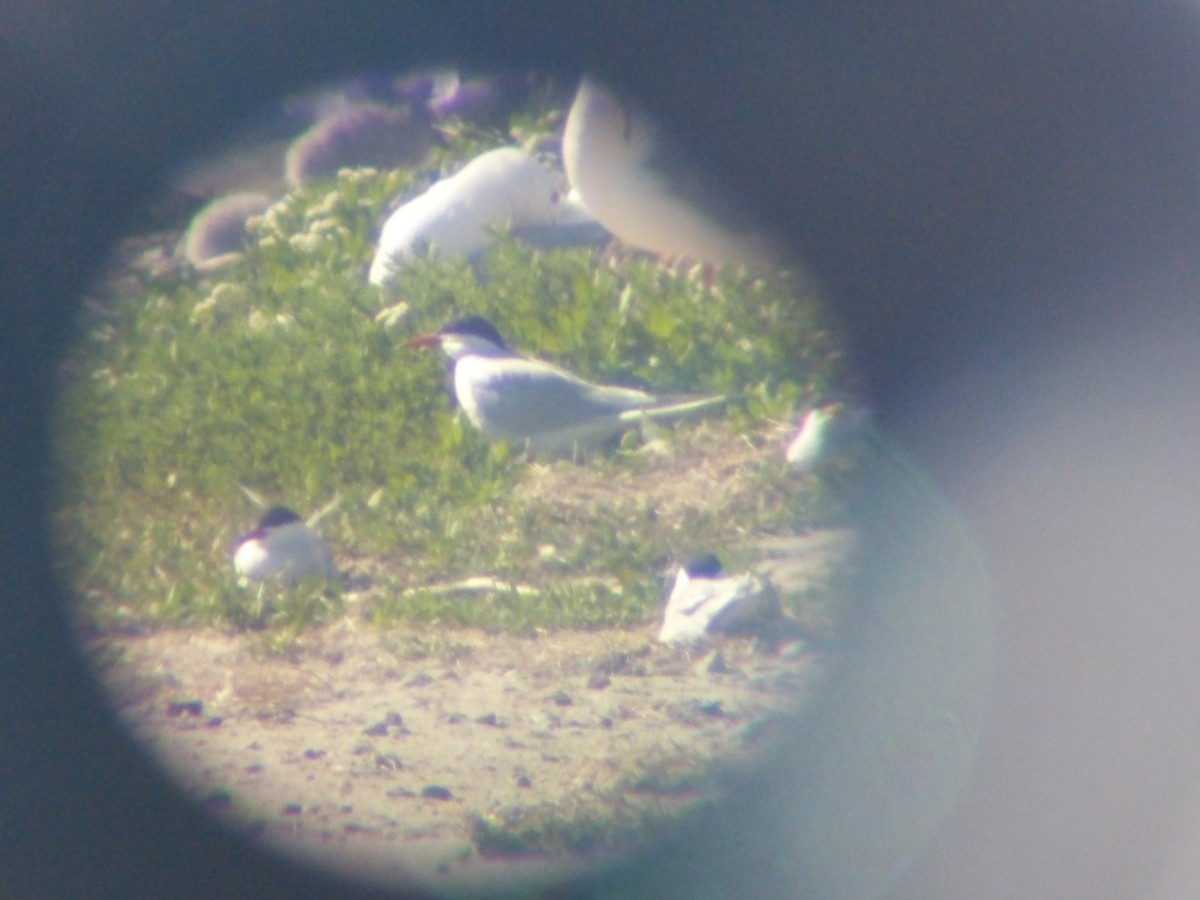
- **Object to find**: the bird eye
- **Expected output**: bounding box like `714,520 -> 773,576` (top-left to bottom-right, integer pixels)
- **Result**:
50,66 -> 992,897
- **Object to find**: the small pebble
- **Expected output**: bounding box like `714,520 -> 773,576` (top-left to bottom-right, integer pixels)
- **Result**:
421,785 -> 453,801
700,700 -> 725,718
167,700 -> 203,717
282,803 -> 303,816
363,712 -> 405,737
375,753 -> 403,771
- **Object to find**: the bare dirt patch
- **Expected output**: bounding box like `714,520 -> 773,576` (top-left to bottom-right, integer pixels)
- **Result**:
89,530 -> 853,894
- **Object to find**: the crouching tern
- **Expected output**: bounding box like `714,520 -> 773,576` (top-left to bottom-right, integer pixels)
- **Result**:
408,315 -> 727,456
658,553 -> 770,645
233,506 -> 335,583
785,401 -> 869,471
369,146 -> 571,289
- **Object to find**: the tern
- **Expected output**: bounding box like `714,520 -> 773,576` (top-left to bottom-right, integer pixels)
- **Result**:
658,553 -> 769,645
233,505 -> 335,584
408,315 -> 727,456
562,77 -> 780,268
785,401 -> 869,471
369,146 -> 567,288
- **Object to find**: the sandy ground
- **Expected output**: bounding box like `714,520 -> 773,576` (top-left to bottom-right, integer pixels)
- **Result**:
73,123 -> 862,892
89,529 -> 853,894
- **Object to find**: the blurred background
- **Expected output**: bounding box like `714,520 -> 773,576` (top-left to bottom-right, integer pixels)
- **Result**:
5,2 -> 1200,897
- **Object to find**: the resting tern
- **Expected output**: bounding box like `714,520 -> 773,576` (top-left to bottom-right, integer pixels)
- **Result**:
658,553 -> 768,645
408,315 -> 727,456
369,147 -> 565,288
233,506 -> 335,584
562,77 -> 780,268
785,401 -> 869,471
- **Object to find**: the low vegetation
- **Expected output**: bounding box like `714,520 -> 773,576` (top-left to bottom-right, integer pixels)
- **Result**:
53,102 -> 851,637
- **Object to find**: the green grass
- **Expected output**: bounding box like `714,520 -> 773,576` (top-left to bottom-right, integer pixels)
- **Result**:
468,741 -> 733,859
469,791 -> 714,859
53,104 -> 853,636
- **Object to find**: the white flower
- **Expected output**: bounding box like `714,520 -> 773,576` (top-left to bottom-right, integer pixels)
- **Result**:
307,190 -> 342,220
373,301 -> 410,331
191,282 -> 252,322
288,232 -> 322,253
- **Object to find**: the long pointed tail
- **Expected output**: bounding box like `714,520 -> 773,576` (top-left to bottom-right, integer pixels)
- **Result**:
618,393 -> 729,424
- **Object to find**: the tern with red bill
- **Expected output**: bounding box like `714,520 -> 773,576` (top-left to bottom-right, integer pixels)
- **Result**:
408,315 -> 727,456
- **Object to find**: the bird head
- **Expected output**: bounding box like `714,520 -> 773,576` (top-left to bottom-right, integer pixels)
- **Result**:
408,315 -> 511,359
237,505 -> 302,545
682,553 -> 725,580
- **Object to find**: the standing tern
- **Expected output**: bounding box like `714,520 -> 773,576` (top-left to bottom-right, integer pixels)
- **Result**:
658,553 -> 769,645
233,506 -> 336,584
562,77 -> 780,268
408,315 -> 727,456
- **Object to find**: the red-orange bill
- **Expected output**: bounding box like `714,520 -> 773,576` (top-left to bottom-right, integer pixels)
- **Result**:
407,333 -> 441,349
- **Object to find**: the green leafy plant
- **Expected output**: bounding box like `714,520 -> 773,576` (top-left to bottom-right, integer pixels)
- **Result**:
53,115 -> 851,636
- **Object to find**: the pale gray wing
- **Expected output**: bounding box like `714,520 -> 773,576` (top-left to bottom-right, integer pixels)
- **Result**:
470,365 -> 655,438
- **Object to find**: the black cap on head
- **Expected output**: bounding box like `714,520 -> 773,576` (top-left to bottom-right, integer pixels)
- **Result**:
258,506 -> 302,529
683,553 -> 724,579
439,315 -> 508,349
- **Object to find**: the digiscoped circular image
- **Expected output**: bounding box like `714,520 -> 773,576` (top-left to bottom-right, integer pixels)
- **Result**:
51,68 -> 992,897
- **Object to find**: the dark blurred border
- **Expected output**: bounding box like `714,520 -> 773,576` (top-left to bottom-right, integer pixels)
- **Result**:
5,3 -> 1200,898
